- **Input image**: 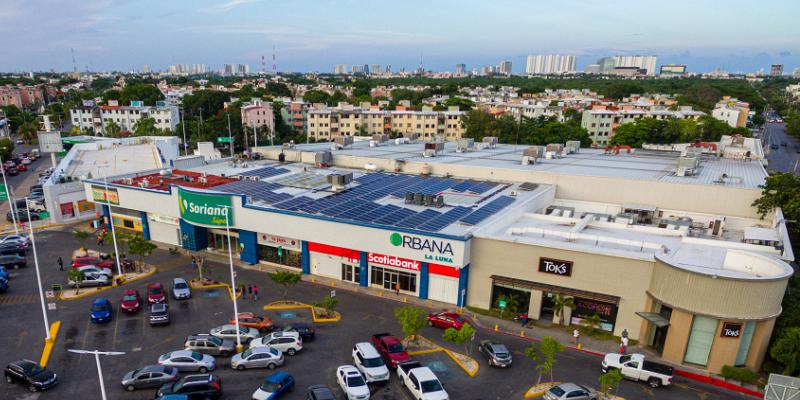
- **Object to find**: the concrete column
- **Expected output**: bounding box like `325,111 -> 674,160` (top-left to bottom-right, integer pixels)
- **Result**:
301,241 -> 310,275
139,211 -> 150,241
418,262 -> 429,300
359,252 -> 368,287
102,204 -> 112,231
457,264 -> 470,307
238,230 -> 258,265
528,290 -> 543,320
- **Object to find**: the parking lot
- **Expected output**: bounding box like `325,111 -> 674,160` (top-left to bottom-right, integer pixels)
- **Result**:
0,229 -> 750,399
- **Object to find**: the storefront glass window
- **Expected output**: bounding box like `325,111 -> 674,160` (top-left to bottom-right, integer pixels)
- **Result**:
208,232 -> 239,252
371,266 -> 416,292
684,315 -> 717,366
735,322 -> 755,366
341,264 -> 360,283
258,245 -> 301,269
570,298 -> 618,332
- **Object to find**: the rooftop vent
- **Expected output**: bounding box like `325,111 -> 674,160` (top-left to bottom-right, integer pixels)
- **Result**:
676,156 -> 699,177
326,172 -> 353,191
456,138 -> 474,153
482,136 -> 498,148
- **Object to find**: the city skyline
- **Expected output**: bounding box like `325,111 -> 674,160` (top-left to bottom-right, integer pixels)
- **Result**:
1,0 -> 799,73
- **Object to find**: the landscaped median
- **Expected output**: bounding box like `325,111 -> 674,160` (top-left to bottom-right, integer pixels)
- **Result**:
405,335 -> 480,377
39,321 -> 61,367
189,278 -> 242,300
58,264 -> 157,300
263,300 -> 341,323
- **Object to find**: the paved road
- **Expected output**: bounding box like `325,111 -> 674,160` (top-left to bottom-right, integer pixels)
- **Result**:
764,122 -> 800,174
0,229 -> 747,399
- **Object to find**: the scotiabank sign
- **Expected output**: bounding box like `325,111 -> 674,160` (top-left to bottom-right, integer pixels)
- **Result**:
538,257 -> 573,277
368,252 -> 420,271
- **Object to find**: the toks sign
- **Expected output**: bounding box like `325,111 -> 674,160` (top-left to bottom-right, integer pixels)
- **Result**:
721,322 -> 743,338
178,187 -> 233,227
538,257 -> 573,277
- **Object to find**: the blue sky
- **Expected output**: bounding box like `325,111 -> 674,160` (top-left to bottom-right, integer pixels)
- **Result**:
3,0 -> 799,73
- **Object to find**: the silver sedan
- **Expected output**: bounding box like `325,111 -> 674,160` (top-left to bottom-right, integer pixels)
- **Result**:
157,350 -> 216,372
231,347 -> 284,370
210,324 -> 259,344
120,365 -> 178,391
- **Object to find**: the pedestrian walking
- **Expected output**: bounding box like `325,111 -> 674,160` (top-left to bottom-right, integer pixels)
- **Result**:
573,328 -> 580,345
97,234 -> 104,246
57,256 -> 63,271
247,284 -> 253,300
241,283 -> 247,299
394,281 -> 400,295
621,328 -> 629,339
191,256 -> 197,269
620,335 -> 629,354
253,285 -> 259,301
518,312 -> 529,328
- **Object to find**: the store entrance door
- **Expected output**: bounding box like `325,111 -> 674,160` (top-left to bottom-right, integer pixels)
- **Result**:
652,306 -> 672,354
540,292 -> 556,322
383,271 -> 398,291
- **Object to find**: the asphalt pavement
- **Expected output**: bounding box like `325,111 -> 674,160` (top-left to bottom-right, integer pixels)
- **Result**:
0,228 -> 749,400
764,122 -> 800,174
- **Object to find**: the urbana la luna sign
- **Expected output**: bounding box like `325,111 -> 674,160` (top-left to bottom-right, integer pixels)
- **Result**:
390,232 -> 454,263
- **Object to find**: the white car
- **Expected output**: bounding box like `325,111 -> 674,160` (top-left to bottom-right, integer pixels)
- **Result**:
77,265 -> 113,277
231,347 -> 284,370
250,331 -> 303,356
21,158 -> 31,165
0,234 -> 30,247
157,350 -> 215,372
337,365 -> 370,400
69,272 -> 111,287
210,324 -> 259,344
352,342 -> 389,383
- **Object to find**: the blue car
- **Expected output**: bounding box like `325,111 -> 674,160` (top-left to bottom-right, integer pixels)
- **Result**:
0,277 -> 7,293
0,266 -> 8,280
157,395 -> 188,400
90,298 -> 113,323
252,371 -> 294,400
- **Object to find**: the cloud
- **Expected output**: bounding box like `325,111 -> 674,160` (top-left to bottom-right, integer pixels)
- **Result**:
198,0 -> 257,13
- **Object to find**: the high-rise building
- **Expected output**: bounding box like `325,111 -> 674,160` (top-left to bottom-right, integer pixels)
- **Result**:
455,64 -> 466,75
384,65 -> 391,74
770,64 -> 784,76
525,54 -> 577,74
363,64 -> 370,74
371,64 -> 381,75
237,64 -> 250,76
612,55 -> 657,76
334,64 -> 347,75
142,64 -> 150,74
660,64 -> 687,76
793,67 -> 800,78
224,64 -> 235,76
351,64 -> 365,74
498,60 -> 513,75
597,57 -> 616,74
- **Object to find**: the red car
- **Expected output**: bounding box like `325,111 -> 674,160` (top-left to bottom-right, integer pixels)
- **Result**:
427,311 -> 466,330
147,283 -> 165,304
120,289 -> 142,313
15,164 -> 26,172
72,256 -> 115,269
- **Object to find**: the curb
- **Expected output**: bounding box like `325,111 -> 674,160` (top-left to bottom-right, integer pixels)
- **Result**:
189,282 -> 242,300
443,348 -> 479,377
39,320 -> 61,367
59,266 -> 158,301
263,301 -> 341,323
406,336 -> 479,377
524,382 -> 561,399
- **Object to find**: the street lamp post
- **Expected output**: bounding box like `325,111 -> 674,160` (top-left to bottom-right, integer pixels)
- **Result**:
25,198 -> 50,341
67,349 -> 125,400
226,113 -> 234,158
97,167 -> 122,276
0,155 -> 19,234
224,207 -> 243,352
180,106 -> 188,156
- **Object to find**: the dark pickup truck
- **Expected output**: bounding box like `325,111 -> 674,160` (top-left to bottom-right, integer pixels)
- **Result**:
370,333 -> 410,369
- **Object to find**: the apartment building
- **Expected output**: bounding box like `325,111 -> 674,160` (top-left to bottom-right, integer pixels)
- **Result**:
70,102 -> 180,135
240,98 -> 275,134
278,100 -> 311,138
307,104 -> 465,142
0,84 -> 54,109
525,54 -> 577,75
711,97 -> 750,128
581,105 -> 705,146
612,55 -> 657,76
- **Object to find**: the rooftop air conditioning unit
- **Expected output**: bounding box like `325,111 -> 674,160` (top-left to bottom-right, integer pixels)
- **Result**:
122,178 -> 134,185
405,132 -> 420,141
326,172 -> 353,191
334,135 -> 354,148
456,138 -> 474,153
315,151 -> 332,166
435,195 -> 444,208
546,143 -> 564,157
675,156 -> 699,177
372,134 -> 389,143
565,140 -> 581,154
282,142 -> 296,149
395,138 -> 409,145
424,194 -> 435,206
482,136 -> 498,148
404,192 -> 414,204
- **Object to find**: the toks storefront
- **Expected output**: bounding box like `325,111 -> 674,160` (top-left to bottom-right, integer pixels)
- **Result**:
85,181 -> 472,306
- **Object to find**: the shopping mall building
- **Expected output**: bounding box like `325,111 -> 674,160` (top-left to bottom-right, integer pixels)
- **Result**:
83,137 -> 793,374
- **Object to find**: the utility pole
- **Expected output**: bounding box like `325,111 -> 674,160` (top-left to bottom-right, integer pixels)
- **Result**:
224,209 -> 243,352
252,121 -> 257,148
26,199 -> 50,341
226,113 -> 233,158
180,106 -> 188,156
0,155 -> 18,234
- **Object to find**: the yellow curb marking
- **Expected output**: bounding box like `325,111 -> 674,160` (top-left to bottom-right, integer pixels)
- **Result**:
39,320 -> 61,367
524,382 -> 562,399
263,301 -> 341,323
406,336 -> 479,377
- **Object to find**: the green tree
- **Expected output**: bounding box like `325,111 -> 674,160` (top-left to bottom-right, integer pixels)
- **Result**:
118,83 -> 164,106
329,90 -> 347,106
752,173 -> 800,221
770,327 -> 800,375
128,236 -> 157,273
302,90 -> 331,104
525,336 -> 565,384
104,120 -> 122,137
17,122 -> 37,143
133,117 -> 162,136
265,82 -> 292,97
443,97 -> 475,111
598,368 -> 624,398
267,270 -> 301,300
494,292 -> 522,319
0,138 -> 14,162
394,306 -> 428,344
68,269 -> 85,294
552,294 -> 575,327
581,313 -> 603,335
787,114 -> 800,139
442,322 -> 476,355
312,295 -> 339,318
73,229 -> 92,252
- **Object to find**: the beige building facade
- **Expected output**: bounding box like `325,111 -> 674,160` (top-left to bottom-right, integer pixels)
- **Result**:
307,105 -> 465,142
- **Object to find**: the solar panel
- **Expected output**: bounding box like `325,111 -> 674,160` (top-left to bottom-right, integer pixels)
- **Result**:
418,206 -> 472,231
239,167 -> 290,179
396,209 -> 442,229
459,196 -> 515,225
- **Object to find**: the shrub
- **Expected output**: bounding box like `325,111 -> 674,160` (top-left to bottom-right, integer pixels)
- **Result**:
720,365 -> 759,385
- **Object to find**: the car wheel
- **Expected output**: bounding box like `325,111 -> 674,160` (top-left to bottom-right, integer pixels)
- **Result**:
199,367 -> 208,373
236,365 -> 245,371
648,377 -> 661,388
287,348 -> 296,356
126,384 -> 135,391
267,363 -> 276,369
28,385 -> 37,392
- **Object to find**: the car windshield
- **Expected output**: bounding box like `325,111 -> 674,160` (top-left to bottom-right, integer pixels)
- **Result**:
549,387 -> 566,396
22,363 -> 43,375
190,352 -> 203,361
174,282 -> 187,289
362,356 -> 384,368
269,348 -> 280,356
421,380 -> 443,393
208,336 -> 222,345
92,304 -> 107,312
123,295 -> 137,301
149,287 -> 162,295
241,349 -> 253,358
387,343 -> 404,353
259,382 -> 278,392
495,351 -> 509,358
347,375 -> 366,387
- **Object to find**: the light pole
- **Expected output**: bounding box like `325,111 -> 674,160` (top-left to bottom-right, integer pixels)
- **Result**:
26,198 -> 50,341
180,106 -> 188,156
96,167 -> 122,276
226,113 -> 234,158
67,349 -> 125,400
0,154 -> 18,234
224,206 -> 243,352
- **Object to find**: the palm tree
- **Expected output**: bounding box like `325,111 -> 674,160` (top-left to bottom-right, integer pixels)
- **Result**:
553,294 -> 575,326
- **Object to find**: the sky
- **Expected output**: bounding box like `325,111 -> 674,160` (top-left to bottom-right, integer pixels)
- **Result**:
2,0 -> 799,74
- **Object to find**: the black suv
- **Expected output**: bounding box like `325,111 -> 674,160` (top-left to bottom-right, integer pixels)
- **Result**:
0,254 -> 26,269
280,323 -> 316,342
0,242 -> 25,256
4,359 -> 58,392
156,374 -> 222,399
6,210 -> 39,222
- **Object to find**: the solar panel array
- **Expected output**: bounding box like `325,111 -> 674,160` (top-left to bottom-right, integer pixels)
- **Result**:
238,166 -> 291,179
213,180 -> 291,205
459,196 -> 516,225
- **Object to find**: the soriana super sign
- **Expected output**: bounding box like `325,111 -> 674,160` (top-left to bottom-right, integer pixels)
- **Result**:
178,187 -> 233,227
368,253 -> 420,271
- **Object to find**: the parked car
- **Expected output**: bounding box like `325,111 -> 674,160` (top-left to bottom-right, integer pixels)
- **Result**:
543,383 -> 597,400
0,254 -> 26,269
156,374 -> 222,399
771,144 -> 780,150
370,333 -> 410,368
148,282 -> 166,304
172,277 -> 191,300
0,277 -> 8,293
6,167 -> 17,176
90,298 -> 113,323
279,323 -> 315,341
149,303 -> 170,326
157,350 -> 216,373
70,272 -> 111,288
120,289 -> 142,313
336,365 -> 370,400
230,312 -> 273,333
78,265 -> 113,277
15,164 -> 27,172
250,332 -> 302,356
427,311 -> 465,330
120,365 -> 178,391
0,242 -> 25,256
231,347 -> 284,370
4,359 -> 57,392
0,265 -> 9,280
209,324 -> 259,344
396,361 -> 448,400
1,233 -> 30,247
72,256 -> 115,269
7,209 -> 39,222
251,371 -> 294,400
601,353 -> 673,388
306,385 -> 337,400
184,334 -> 235,357
20,157 -> 31,165
351,342 -> 389,384
477,340 -> 512,367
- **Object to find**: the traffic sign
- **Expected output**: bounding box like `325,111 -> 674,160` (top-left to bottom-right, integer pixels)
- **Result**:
330,290 -> 336,298
0,184 -> 7,201
498,300 -> 507,309
217,137 -> 233,143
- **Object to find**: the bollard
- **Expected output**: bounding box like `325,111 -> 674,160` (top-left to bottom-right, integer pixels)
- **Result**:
577,343 -> 582,350
494,324 -> 499,332
311,277 -> 315,283
403,296 -> 407,303
521,330 -> 525,337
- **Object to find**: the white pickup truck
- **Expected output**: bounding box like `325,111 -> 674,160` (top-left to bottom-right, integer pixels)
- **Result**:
601,353 -> 674,388
396,361 -> 449,400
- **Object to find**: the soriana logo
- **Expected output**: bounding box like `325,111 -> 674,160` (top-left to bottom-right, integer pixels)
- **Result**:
368,253 -> 420,271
